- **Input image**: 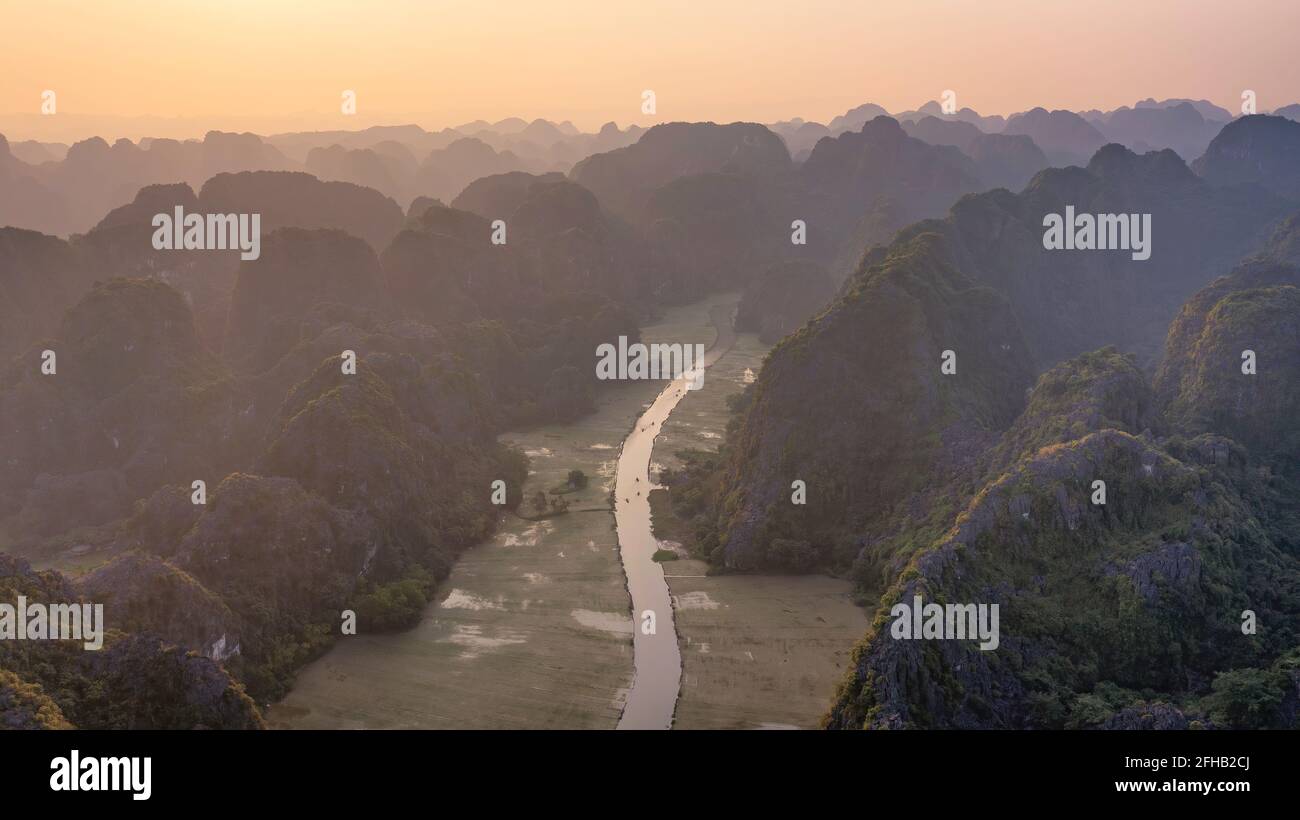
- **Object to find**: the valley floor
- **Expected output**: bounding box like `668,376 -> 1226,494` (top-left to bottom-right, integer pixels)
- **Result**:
649,323 -> 866,728
266,294 -> 864,729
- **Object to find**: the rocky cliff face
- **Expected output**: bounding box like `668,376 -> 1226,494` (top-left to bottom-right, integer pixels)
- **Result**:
224,228 -> 390,372
713,232 -> 1035,570
734,261 -> 837,343
1193,115 -> 1300,201
0,279 -> 245,543
1156,259 -> 1300,470
797,117 -> 985,273
0,228 -> 95,362
570,122 -> 792,223
0,554 -> 262,729
690,144 -> 1286,574
826,305 -> 1300,728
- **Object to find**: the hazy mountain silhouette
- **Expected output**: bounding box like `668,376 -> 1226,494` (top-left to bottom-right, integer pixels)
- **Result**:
1002,107 -> 1108,166
198,170 -> 405,251
767,118 -> 832,160
798,117 -> 985,277
902,116 -> 1048,191
1135,96 -> 1233,121
305,143 -> 417,206
679,142 -> 1287,579
1193,114 -> 1300,201
734,260 -> 836,342
1273,103 -> 1300,123
450,170 -> 567,219
892,101 -> 1006,132
571,122 -> 792,222
1097,102 -> 1225,160
827,103 -> 891,134
5,94 -> 1298,730
0,134 -> 72,234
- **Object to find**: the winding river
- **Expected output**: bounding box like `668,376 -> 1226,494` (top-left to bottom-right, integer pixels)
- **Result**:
267,297 -> 743,730
614,305 -> 735,729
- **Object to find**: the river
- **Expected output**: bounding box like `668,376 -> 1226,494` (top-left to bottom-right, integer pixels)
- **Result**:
265,295 -> 739,730
613,304 -> 736,729
266,295 -> 858,730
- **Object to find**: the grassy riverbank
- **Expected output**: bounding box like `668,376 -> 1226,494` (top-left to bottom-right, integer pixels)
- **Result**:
649,326 -> 869,729
266,296 -> 729,729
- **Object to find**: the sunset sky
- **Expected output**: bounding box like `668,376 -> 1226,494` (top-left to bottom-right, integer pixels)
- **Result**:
3,0 -> 1299,141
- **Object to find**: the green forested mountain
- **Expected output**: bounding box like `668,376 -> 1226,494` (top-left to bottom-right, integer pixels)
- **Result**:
665,122 -> 1300,728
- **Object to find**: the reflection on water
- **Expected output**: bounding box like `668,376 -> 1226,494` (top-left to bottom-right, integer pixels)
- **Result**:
614,306 -> 735,730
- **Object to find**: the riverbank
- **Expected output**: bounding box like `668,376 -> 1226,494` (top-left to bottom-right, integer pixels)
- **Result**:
611,296 -> 737,728
648,325 -> 868,729
265,295 -> 731,729
266,291 -> 865,729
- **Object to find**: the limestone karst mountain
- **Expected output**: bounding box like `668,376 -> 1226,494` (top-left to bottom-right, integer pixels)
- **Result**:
450,170 -> 567,219
0,226 -> 96,361
1095,101 -> 1225,161
6,139 -> 68,165
767,118 -> 832,160
1002,107 -> 1109,166
4,93 -> 1298,734
672,142 -> 1288,577
1192,114 -> 1300,201
15,131 -> 298,235
0,135 -> 71,234
570,122 -> 793,223
734,260 -> 837,343
1135,97 -> 1233,122
305,143 -> 419,207
1156,256 -> 1300,465
0,552 -> 263,729
0,120 -> 652,239
798,116 -> 986,277
891,100 -> 1007,133
825,261 -> 1300,728
198,170 -> 406,252
655,129 -> 1300,729
827,102 -> 891,135
902,116 -> 1048,191
414,137 -> 537,204
0,280 -> 247,544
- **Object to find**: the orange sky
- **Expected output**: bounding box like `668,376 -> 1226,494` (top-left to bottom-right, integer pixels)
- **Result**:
3,0 -> 1299,142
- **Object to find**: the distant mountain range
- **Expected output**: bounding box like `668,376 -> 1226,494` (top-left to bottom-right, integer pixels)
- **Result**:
6,98 -> 1298,239
4,98 -> 1300,729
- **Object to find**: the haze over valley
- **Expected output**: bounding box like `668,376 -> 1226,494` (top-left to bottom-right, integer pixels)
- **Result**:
4,2 -> 1300,739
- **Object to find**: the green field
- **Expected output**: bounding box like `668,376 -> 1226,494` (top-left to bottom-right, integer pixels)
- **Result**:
266,296 -> 728,729
648,323 -> 868,729
266,294 -> 864,729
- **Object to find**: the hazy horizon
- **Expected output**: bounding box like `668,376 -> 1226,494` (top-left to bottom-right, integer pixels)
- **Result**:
3,0 -> 1298,143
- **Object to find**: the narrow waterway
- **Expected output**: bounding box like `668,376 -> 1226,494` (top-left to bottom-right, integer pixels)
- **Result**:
614,305 -> 735,730
265,295 -> 744,730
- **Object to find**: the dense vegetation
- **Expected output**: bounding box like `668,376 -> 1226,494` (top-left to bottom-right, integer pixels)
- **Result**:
662,122 -> 1300,727
4,111 -> 1297,729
